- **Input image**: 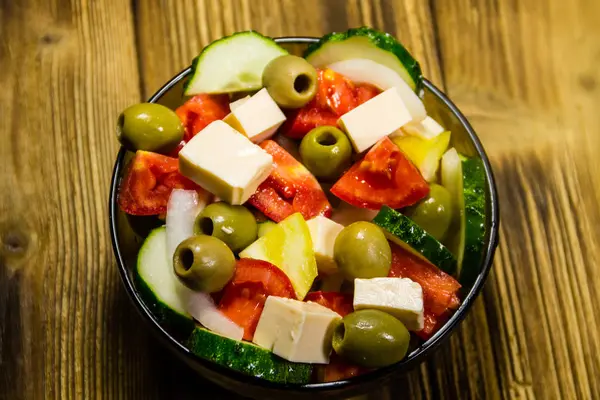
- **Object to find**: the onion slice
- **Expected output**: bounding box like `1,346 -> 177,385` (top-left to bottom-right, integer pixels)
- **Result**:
187,292 -> 244,341
166,189 -> 210,258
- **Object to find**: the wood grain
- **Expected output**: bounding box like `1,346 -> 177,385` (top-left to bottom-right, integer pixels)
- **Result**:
432,0 -> 600,399
1,0 -> 599,399
0,0 -> 156,399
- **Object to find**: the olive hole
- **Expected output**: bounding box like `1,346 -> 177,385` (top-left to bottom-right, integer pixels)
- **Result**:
333,321 -> 346,344
317,132 -> 337,146
198,217 -> 214,236
180,248 -> 194,271
293,74 -> 311,94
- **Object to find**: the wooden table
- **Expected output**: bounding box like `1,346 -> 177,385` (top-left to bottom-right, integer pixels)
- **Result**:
1,1 -> 599,399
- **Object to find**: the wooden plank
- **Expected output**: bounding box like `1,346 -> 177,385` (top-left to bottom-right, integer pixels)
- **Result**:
0,0 -> 158,399
134,0 -> 443,98
432,0 -> 600,399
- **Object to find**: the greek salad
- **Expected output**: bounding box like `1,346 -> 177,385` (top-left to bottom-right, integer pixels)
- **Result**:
115,27 -> 487,384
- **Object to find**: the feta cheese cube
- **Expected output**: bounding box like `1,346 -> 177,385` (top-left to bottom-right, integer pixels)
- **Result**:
224,88 -> 286,143
400,116 -> 445,140
306,216 -> 344,275
228,95 -> 250,112
338,87 -> 416,153
353,277 -> 424,331
253,296 -> 342,364
179,120 -> 274,205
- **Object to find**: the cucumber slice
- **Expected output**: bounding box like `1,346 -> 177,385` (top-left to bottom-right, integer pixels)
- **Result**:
441,150 -> 487,286
184,31 -> 288,95
187,327 -> 313,384
372,206 -> 457,274
459,158 -> 487,286
304,27 -> 422,92
136,226 -> 195,337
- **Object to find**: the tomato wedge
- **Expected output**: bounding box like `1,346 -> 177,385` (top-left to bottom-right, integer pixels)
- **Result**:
415,311 -> 451,341
175,94 -> 229,142
389,242 -> 461,317
331,137 -> 430,210
248,140 -> 332,222
315,69 -> 357,115
218,259 -> 296,340
282,69 -> 381,139
305,291 -> 353,317
117,151 -> 199,215
282,107 -> 339,140
354,83 -> 380,104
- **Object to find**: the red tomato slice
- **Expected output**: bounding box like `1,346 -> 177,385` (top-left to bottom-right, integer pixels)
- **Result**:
331,137 -> 430,210
175,94 -> 229,142
354,83 -> 380,104
248,140 -> 332,222
319,354 -> 369,383
247,182 -> 296,223
305,291 -> 353,317
281,106 -> 339,140
315,69 -> 357,115
218,259 -> 296,340
217,282 -> 266,341
117,151 -> 199,215
415,311 -> 451,340
282,69 -> 381,139
389,243 -> 461,317
228,258 -> 296,297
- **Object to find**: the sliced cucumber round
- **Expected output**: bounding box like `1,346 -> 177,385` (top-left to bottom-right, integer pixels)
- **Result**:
187,327 -> 313,384
372,206 -> 457,274
184,31 -> 288,95
304,27 -> 423,92
136,226 -> 195,337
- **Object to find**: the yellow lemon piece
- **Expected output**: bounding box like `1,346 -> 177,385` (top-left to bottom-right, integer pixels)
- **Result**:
392,131 -> 451,182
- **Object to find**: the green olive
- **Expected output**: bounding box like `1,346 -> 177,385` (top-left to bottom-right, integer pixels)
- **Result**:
117,103 -> 183,153
173,235 -> 236,293
300,126 -> 353,181
332,309 -> 410,368
194,202 -> 258,252
405,183 -> 452,241
262,55 -> 318,108
334,222 -> 391,280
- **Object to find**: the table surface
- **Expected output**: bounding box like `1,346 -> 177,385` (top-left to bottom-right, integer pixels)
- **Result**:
1,0 -> 599,399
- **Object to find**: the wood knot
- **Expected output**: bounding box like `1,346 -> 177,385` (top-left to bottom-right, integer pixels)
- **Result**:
578,74 -> 597,92
39,33 -> 62,45
2,230 -> 29,257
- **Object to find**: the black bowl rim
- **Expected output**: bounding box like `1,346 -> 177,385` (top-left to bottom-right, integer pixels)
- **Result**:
109,36 -> 500,394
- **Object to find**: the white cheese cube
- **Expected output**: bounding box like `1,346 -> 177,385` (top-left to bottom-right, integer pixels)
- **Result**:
338,87 -> 416,153
229,95 -> 250,112
253,296 -> 342,364
224,88 -> 286,144
400,116 -> 445,140
353,278 -> 424,331
179,120 -> 274,205
306,216 -> 344,275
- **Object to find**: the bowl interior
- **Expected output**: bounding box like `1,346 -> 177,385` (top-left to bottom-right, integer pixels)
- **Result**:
109,38 -> 499,396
